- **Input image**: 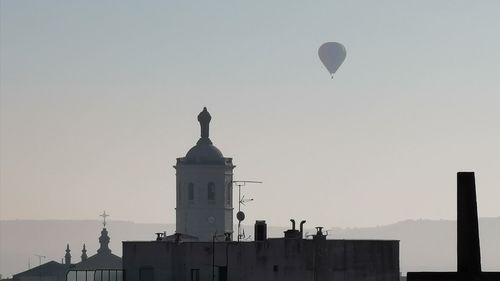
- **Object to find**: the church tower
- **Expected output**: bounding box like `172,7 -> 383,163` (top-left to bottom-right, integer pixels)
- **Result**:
175,107 -> 235,241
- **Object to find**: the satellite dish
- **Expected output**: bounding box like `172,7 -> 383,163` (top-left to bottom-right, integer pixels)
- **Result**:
318,42 -> 347,78
236,211 -> 245,222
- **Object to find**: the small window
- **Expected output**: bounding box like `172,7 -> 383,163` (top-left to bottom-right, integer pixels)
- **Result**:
188,183 -> 194,201
190,269 -> 200,281
208,182 -> 215,201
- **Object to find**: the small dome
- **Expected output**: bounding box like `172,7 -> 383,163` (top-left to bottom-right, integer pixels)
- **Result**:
185,143 -> 224,164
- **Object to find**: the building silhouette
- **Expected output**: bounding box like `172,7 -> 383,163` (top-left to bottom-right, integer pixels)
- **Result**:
175,107 -> 235,241
71,217 -> 121,270
12,213 -> 121,281
12,261 -> 68,281
122,108 -> 400,281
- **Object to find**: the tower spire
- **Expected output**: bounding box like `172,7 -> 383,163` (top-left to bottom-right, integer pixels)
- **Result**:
97,228 -> 112,254
81,244 -> 88,261
197,107 -> 212,145
97,211 -> 112,254
64,244 -> 71,265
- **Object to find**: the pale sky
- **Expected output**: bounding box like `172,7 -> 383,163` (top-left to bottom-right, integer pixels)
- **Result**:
1,0 -> 499,228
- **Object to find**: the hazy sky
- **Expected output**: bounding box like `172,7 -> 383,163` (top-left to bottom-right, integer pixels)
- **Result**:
1,1 -> 499,228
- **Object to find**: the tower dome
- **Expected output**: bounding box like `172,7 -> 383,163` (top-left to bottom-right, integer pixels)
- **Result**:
185,144 -> 224,164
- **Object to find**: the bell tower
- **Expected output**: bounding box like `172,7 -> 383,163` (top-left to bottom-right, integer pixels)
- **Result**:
174,107 -> 235,241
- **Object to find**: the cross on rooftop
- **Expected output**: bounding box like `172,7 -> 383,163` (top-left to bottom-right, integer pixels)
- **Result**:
407,172 -> 500,281
100,211 -> 109,228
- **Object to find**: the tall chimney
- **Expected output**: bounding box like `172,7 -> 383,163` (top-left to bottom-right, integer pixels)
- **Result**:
457,172 -> 481,274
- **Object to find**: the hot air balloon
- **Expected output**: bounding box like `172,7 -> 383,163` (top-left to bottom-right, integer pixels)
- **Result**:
318,42 -> 347,78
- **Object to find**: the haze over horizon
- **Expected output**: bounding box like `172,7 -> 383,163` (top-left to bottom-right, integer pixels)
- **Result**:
1,1 -> 499,230
1,218 -> 500,277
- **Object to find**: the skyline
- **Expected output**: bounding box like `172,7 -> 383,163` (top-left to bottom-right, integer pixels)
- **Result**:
1,1 -> 500,228
2,217 -> 500,278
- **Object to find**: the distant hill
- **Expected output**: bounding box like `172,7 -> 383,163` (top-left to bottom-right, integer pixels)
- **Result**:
327,217 -> 500,273
1,218 -> 499,277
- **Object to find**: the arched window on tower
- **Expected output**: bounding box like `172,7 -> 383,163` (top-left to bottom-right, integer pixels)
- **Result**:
188,183 -> 194,201
208,182 -> 215,202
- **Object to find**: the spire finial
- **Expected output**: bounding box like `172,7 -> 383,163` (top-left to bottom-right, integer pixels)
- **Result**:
197,107 -> 212,144
81,244 -> 88,261
100,211 -> 109,228
65,244 -> 71,265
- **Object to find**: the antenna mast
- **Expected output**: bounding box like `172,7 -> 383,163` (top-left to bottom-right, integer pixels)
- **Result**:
34,254 -> 46,266
232,180 -> 262,242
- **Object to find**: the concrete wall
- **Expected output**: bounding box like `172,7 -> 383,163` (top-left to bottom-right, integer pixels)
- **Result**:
123,238 -> 399,281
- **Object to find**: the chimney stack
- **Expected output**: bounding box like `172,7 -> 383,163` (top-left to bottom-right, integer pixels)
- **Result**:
299,220 -> 306,238
284,219 -> 301,239
254,220 -> 267,241
313,227 -> 326,241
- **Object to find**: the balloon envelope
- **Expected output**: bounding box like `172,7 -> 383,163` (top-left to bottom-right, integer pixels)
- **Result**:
318,42 -> 347,76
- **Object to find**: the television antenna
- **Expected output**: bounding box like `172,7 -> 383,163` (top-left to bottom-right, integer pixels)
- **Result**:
232,180 -> 262,242
34,254 -> 46,266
